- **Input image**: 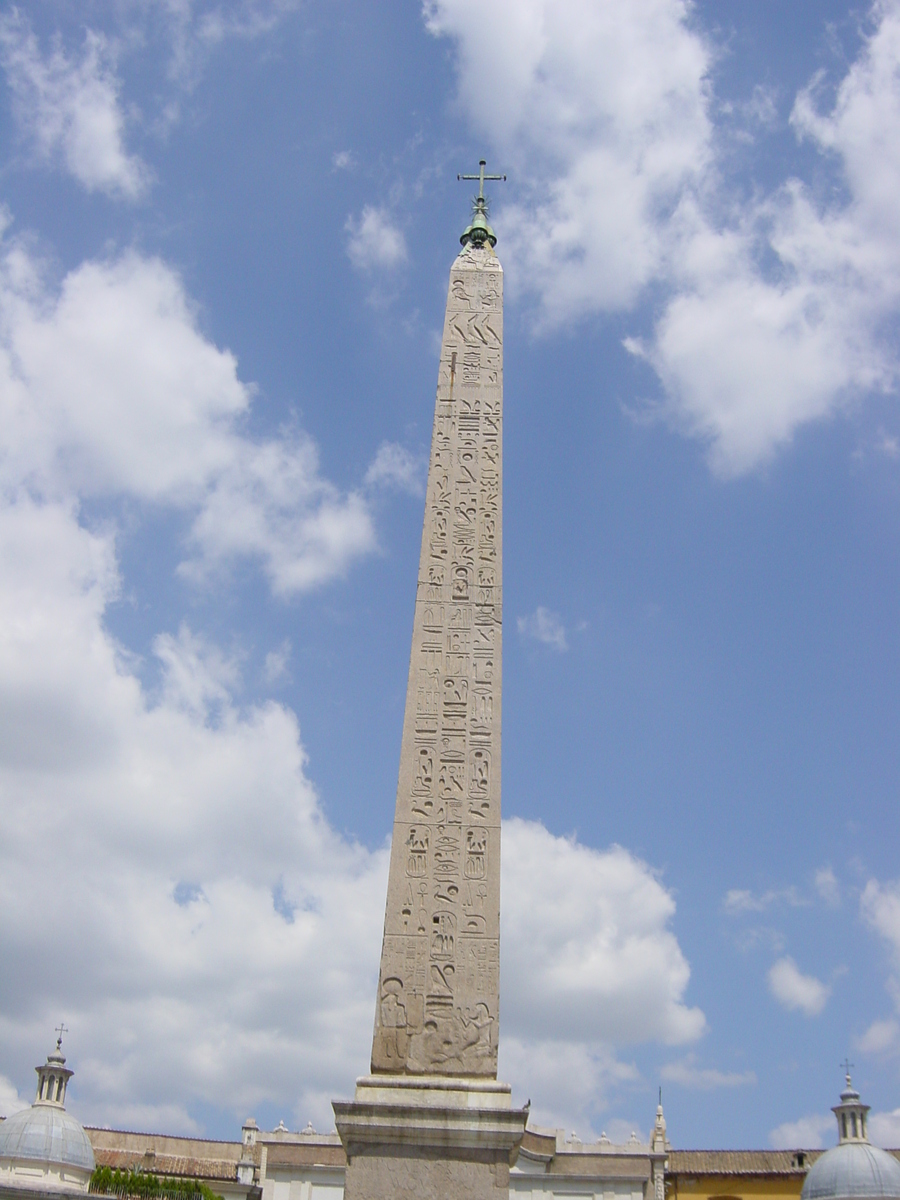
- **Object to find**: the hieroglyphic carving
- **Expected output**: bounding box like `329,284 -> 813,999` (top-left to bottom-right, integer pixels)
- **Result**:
371,242 -> 503,1078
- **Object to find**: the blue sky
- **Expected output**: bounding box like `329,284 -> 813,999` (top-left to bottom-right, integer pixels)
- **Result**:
1,0 -> 900,1153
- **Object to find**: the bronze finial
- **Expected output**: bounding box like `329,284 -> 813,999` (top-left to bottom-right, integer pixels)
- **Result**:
457,158 -> 507,247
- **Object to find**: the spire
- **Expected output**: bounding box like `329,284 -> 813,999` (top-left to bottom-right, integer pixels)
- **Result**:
833,1066 -> 870,1143
33,1028 -> 74,1108
651,1090 -> 669,1153
458,159 -> 507,247
650,1091 -> 669,1200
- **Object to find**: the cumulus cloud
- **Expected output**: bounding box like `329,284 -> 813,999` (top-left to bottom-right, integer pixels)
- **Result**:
263,640 -> 292,685
517,605 -> 568,651
770,1113 -> 834,1149
860,879 -> 900,1043
0,14 -> 150,199
0,1075 -> 29,1118
500,1037 -> 637,1137
869,1108 -> 900,1147
862,878 -> 900,958
724,885 -> 809,913
0,232 -> 375,594
0,494 -> 391,1133
815,867 -> 841,907
428,0 -> 900,475
661,1055 -> 756,1090
364,441 -> 426,495
767,957 -> 830,1017
345,206 -> 408,271
502,819 -> 706,1048
857,1018 -> 900,1055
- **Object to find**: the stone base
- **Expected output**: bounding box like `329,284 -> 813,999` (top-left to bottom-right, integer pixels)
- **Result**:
333,1076 -> 528,1200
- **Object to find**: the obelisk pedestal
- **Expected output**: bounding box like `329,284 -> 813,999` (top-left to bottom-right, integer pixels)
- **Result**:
334,1077 -> 524,1199
334,171 -> 526,1198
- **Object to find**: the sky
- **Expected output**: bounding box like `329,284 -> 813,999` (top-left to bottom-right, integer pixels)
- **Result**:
1,0 -> 900,1154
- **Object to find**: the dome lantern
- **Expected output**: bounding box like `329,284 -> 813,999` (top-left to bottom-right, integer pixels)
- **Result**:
34,1027 -> 74,1110
834,1069 -> 871,1145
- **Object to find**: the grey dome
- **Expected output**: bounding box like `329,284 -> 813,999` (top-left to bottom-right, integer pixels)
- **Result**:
802,1142 -> 900,1200
0,1104 -> 95,1173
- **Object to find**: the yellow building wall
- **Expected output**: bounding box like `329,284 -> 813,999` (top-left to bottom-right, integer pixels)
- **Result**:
668,1173 -> 806,1200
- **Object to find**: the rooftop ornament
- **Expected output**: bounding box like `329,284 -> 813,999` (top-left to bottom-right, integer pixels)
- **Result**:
458,159 -> 506,248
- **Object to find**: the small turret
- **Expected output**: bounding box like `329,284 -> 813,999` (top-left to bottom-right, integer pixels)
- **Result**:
34,1030 -> 74,1109
833,1072 -> 870,1144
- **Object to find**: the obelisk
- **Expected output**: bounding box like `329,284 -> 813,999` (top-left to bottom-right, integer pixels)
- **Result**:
334,164 -> 527,1199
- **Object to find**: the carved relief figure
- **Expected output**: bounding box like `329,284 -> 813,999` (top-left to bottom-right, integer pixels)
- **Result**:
378,977 -> 409,1063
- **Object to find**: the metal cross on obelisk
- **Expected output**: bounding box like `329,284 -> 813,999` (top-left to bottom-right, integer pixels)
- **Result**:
457,159 -> 507,248
458,159 -> 507,202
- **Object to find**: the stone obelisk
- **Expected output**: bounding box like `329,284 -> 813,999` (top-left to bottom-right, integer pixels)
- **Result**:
334,164 -> 527,1199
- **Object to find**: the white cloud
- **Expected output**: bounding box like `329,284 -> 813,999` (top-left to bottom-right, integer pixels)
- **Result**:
364,441 -> 426,495
499,1037 -> 636,1137
724,886 -> 805,913
502,818 -> 706,1048
769,1113 -> 834,1149
767,956 -> 830,1017
869,1108 -> 900,1147
0,495 -> 390,1133
332,149 -> 355,171
0,1075 -> 29,1118
857,1018 -> 900,1054
860,879 -> 900,1041
345,206 -> 408,271
263,640 -> 292,684
154,625 -> 242,716
0,14 -> 150,199
429,0 -> 900,475
815,866 -> 841,907
0,232 -> 375,595
661,1055 -> 756,1090
517,605 -> 568,651
862,878 -> 900,959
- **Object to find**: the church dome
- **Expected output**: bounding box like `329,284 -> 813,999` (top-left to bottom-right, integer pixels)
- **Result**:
802,1076 -> 900,1200
0,1104 -> 95,1173
0,1034 -> 95,1192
